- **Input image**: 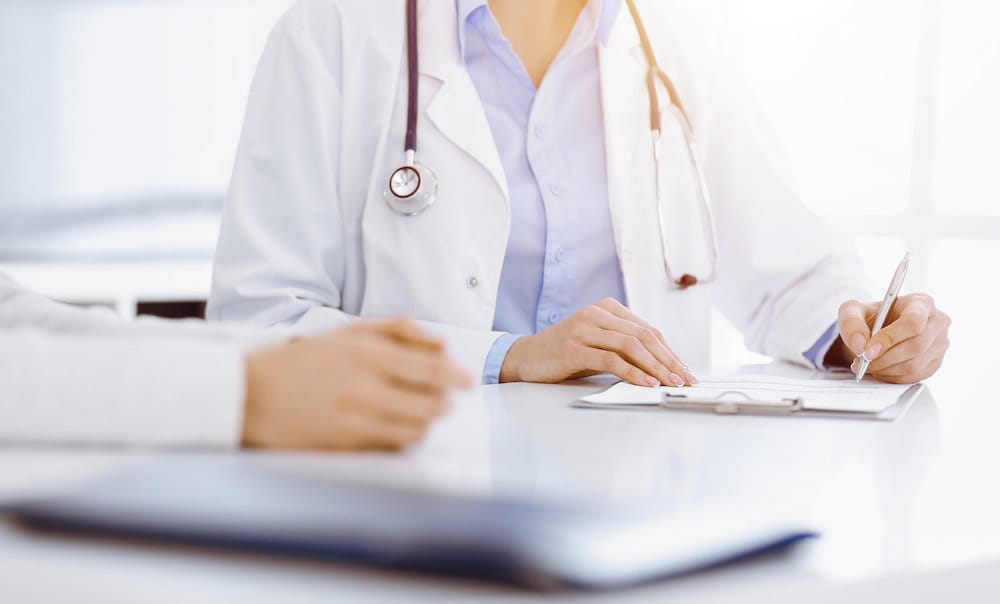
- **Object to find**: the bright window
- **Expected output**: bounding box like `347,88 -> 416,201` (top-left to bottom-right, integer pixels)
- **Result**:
706,0 -> 999,382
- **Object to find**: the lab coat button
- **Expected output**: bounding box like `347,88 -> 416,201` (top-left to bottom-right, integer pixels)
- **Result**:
549,183 -> 561,196
548,311 -> 560,324
555,248 -> 566,263
534,125 -> 546,140
467,276 -> 480,289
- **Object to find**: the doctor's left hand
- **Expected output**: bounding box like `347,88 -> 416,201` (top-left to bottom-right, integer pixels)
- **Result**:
499,298 -> 698,387
830,293 -> 951,384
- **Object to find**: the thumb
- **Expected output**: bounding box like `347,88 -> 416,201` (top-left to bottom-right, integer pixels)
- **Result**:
367,317 -> 445,349
838,299 -> 872,357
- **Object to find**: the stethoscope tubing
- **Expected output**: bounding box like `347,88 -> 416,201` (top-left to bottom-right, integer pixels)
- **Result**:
404,0 -> 419,156
391,0 -> 720,287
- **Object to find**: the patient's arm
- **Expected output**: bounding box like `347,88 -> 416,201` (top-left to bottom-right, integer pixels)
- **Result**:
0,274 -> 471,449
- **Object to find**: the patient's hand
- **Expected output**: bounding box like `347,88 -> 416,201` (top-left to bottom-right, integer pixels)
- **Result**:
241,318 -> 473,451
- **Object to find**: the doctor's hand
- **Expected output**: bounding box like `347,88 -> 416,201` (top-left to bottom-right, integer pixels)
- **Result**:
241,318 -> 474,451
499,298 -> 698,387
828,294 -> 951,384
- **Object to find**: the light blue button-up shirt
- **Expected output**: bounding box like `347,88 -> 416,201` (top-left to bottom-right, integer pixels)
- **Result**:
459,0 -> 627,383
459,0 -> 840,383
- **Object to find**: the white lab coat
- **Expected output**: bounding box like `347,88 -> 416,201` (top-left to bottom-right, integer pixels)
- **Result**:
208,0 -> 875,376
0,272 -> 280,447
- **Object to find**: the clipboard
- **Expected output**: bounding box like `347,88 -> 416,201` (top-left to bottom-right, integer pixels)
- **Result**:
660,390 -> 806,415
573,378 -> 924,421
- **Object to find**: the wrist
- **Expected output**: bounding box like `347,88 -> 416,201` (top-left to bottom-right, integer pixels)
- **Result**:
499,336 -> 529,383
823,336 -> 855,369
241,350 -> 268,447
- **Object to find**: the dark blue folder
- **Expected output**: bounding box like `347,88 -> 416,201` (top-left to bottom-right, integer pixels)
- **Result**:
4,456 -> 816,590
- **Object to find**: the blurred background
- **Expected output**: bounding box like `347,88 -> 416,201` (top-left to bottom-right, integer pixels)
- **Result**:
0,0 -> 996,373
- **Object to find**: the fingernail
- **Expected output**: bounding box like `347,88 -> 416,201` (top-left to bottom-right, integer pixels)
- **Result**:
683,370 -> 699,385
669,373 -> 685,387
850,359 -> 859,373
864,343 -> 882,361
645,376 -> 661,387
850,334 -> 866,356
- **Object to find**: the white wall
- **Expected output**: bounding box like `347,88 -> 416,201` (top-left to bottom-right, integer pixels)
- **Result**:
0,0 -> 294,260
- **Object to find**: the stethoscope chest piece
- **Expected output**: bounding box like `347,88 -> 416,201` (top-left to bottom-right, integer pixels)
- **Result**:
384,0 -> 438,217
385,159 -> 438,216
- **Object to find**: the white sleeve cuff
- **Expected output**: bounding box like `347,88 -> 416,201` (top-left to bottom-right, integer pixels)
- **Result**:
0,332 -> 247,448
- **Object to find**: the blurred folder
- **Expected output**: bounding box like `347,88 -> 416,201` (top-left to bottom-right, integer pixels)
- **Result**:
4,456 -> 816,590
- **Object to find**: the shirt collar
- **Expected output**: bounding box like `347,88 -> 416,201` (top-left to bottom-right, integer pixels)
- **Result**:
456,0 -> 621,62
456,0 -> 487,61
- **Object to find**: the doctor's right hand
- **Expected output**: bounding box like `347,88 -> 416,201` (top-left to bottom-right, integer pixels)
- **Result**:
241,318 -> 473,451
499,298 -> 698,387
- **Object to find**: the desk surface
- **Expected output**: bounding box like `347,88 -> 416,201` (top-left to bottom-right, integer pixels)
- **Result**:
1,364 -> 998,603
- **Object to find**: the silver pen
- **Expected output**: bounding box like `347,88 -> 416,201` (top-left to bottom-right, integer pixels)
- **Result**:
856,251 -> 911,382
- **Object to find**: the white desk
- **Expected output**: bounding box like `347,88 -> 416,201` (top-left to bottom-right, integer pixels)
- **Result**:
1,364 -> 998,603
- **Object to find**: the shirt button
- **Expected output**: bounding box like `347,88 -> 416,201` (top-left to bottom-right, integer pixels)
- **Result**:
534,125 -> 546,140
548,311 -> 560,324
467,276 -> 480,288
554,248 -> 566,263
549,183 -> 561,196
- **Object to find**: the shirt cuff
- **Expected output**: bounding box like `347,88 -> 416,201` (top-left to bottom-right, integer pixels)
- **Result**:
482,334 -> 524,385
803,321 -> 844,371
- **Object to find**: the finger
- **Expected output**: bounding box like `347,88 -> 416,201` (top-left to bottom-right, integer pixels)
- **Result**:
596,298 -> 662,339
592,307 -> 691,383
593,300 -> 696,384
352,422 -> 429,451
864,298 -> 932,363
296,413 -> 427,452
583,348 -> 660,387
371,385 -> 451,424
597,298 -> 671,349
837,299 -> 872,357
870,338 -> 948,379
866,314 -> 948,372
609,309 -> 691,377
363,337 -> 474,390
584,328 -> 681,386
363,317 -> 445,350
871,356 -> 943,385
331,414 -> 430,451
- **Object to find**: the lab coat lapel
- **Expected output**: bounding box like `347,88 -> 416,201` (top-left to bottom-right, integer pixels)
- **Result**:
598,12 -> 648,262
597,6 -> 712,364
418,0 -> 510,204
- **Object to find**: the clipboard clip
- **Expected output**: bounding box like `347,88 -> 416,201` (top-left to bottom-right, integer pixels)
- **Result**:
661,390 -> 804,416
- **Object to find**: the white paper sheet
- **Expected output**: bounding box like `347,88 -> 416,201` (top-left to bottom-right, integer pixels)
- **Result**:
579,373 -> 918,414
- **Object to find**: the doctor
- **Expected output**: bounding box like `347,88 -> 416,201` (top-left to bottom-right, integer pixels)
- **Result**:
209,0 -> 950,386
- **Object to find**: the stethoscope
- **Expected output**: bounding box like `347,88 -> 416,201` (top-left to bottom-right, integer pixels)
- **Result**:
384,0 -> 720,289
